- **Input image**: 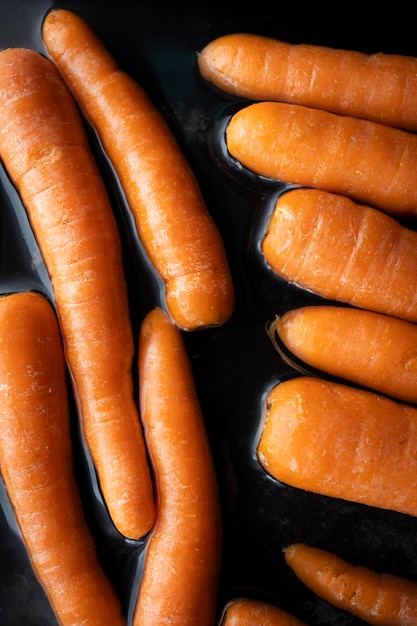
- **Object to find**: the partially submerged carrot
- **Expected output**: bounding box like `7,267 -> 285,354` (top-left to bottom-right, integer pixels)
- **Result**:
226,101 -> 417,218
198,33 -> 417,132
133,307 -> 222,625
261,188 -> 417,323
42,8 -> 235,331
220,597 -> 307,625
270,305 -> 417,404
0,47 -> 154,540
284,543 -> 417,625
0,291 -> 126,626
257,376 -> 417,517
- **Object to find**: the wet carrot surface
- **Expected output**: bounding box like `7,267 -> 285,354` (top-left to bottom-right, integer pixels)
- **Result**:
1,4 -> 417,626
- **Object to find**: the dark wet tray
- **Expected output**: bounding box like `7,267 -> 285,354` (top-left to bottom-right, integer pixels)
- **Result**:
1,2 -> 417,625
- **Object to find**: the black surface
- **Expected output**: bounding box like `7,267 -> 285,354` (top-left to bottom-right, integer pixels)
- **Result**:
1,2 -> 417,625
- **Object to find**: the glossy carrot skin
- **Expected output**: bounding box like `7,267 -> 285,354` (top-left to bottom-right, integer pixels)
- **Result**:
272,305 -> 417,404
226,101 -> 417,218
0,291 -> 126,626
198,33 -> 417,131
257,376 -> 417,517
284,543 -> 417,625
133,307 -> 222,625
220,597 -> 307,625
262,188 -> 417,323
0,47 -> 154,540
42,8 -> 235,331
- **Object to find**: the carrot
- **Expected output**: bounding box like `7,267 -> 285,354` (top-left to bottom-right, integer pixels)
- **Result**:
226,101 -> 417,218
256,376 -> 417,517
269,305 -> 417,404
198,33 -> 417,132
0,291 -> 126,626
0,47 -> 154,540
284,543 -> 417,625
133,307 -> 222,626
220,597 -> 308,625
41,8 -> 235,332
261,188 -> 417,323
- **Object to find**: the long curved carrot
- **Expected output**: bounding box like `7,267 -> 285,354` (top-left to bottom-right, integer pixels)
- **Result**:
226,101 -> 417,218
42,8 -> 235,332
220,597 -> 308,625
270,305 -> 417,404
284,543 -> 417,625
0,291 -> 126,626
257,376 -> 417,517
0,47 -> 154,540
198,33 -> 417,132
133,307 -> 222,625
261,188 -> 417,323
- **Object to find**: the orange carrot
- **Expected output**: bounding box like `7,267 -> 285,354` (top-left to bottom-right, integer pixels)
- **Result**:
257,376 -> 417,517
133,307 -> 222,625
220,597 -> 307,625
261,188 -> 417,323
284,543 -> 417,625
0,291 -> 126,626
198,33 -> 417,132
226,101 -> 417,218
0,47 -> 154,540
42,8 -> 235,331
269,305 -> 417,404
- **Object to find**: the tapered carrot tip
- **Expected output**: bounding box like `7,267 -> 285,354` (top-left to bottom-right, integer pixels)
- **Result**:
166,266 -> 235,330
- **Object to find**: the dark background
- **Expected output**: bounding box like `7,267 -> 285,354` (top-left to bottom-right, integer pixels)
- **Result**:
1,2 -> 417,624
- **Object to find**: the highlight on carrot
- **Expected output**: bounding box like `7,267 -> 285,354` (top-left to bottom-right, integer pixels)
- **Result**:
0,291 -> 126,626
132,307 -> 222,625
284,543 -> 417,626
42,8 -> 235,332
219,597 -> 308,625
225,101 -> 417,218
256,376 -> 417,517
0,47 -> 154,540
269,305 -> 417,404
261,188 -> 417,323
198,33 -> 417,132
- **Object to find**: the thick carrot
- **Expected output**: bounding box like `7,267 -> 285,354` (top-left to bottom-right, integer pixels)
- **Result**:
0,47 -> 154,540
220,597 -> 307,625
261,188 -> 417,323
133,307 -> 222,625
257,376 -> 417,517
42,8 -> 235,332
0,291 -> 126,626
270,305 -> 417,404
284,543 -> 417,625
198,33 -> 417,132
226,101 -> 417,218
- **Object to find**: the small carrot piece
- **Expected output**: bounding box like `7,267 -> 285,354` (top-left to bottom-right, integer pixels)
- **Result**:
42,8 -> 235,331
133,307 -> 222,626
198,33 -> 417,132
270,305 -> 417,404
257,376 -> 417,517
261,188 -> 417,323
0,291 -> 126,626
226,101 -> 417,218
284,543 -> 417,625
220,597 -> 308,625
0,47 -> 154,540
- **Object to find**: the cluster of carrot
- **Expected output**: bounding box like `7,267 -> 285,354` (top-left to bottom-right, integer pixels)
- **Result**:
199,32 -> 417,624
0,8 -> 236,626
